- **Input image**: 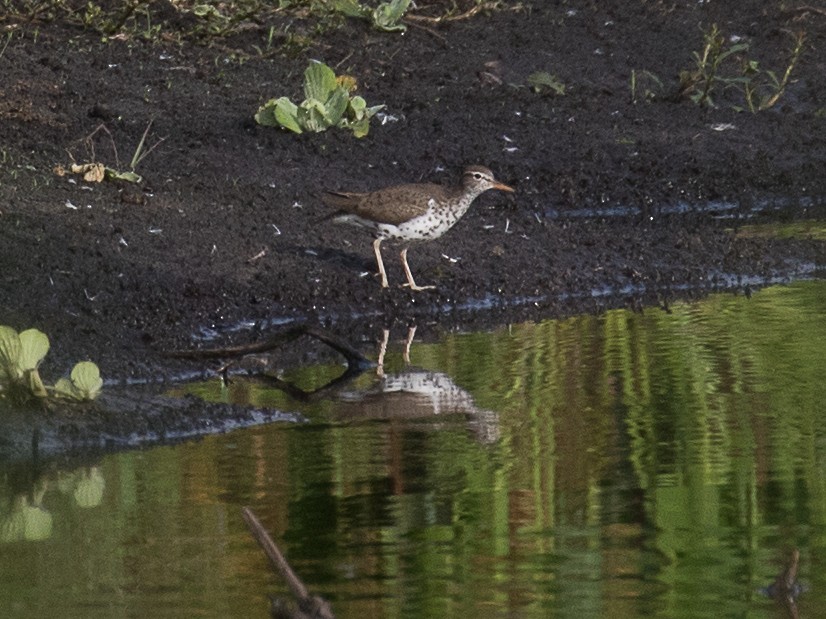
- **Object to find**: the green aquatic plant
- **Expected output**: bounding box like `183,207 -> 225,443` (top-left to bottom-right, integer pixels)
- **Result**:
255,60 -> 384,138
0,325 -> 102,403
0,326 -> 49,399
54,361 -> 104,401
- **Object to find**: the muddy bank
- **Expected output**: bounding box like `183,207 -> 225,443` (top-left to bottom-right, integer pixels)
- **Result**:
0,1 -> 825,455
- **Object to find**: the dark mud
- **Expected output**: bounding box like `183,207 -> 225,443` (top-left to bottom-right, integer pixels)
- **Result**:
1,1 -> 825,457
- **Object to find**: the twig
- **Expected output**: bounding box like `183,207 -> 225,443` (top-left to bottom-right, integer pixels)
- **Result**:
791,5 -> 826,16
241,507 -> 336,619
405,2 -> 485,24
164,324 -> 373,370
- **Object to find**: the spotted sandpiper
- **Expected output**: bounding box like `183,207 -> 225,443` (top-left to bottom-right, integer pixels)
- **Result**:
322,165 -> 514,291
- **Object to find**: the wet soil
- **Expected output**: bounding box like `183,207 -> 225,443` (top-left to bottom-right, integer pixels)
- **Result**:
0,1 -> 825,456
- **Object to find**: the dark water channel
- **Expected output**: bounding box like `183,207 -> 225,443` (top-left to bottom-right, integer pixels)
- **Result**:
2,279 -> 825,618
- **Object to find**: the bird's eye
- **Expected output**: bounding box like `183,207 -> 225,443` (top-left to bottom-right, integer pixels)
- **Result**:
474,173 -> 482,179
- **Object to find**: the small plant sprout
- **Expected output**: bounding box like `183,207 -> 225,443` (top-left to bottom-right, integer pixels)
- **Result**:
54,361 -> 103,401
0,325 -> 103,404
676,24 -> 806,111
335,0 -> 411,32
630,69 -> 664,104
527,71 -> 566,96
255,61 -> 384,138
64,121 -> 165,185
0,326 -> 49,399
678,24 -> 749,107
741,30 -> 806,112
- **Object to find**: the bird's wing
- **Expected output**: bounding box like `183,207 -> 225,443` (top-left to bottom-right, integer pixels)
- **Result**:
323,184 -> 446,226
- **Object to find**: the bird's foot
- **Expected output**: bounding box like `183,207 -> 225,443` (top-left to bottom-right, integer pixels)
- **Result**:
401,282 -> 436,291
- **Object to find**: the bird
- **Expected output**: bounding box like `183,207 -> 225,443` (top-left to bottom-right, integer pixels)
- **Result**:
321,165 -> 514,291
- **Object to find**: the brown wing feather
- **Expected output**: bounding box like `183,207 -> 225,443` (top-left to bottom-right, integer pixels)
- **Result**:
323,183 -> 450,226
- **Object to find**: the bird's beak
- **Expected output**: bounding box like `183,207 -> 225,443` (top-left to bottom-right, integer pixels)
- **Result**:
493,182 -> 515,193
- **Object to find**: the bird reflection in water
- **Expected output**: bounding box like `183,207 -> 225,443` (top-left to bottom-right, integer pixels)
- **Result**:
332,327 -> 500,444
264,326 -> 499,445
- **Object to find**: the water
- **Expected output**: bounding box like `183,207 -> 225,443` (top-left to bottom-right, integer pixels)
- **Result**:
2,280 -> 825,618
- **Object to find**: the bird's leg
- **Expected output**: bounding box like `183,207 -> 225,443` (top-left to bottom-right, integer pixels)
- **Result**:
400,247 -> 435,291
403,325 -> 417,364
372,238 -> 389,288
376,328 -> 389,377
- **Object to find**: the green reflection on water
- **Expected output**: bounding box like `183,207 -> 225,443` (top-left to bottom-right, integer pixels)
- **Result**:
1,280 -> 825,618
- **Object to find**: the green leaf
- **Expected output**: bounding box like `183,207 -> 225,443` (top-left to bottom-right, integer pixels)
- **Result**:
349,95 -> 367,115
105,169 -> 143,184
0,326 -> 21,380
350,116 -> 371,138
325,88 -> 350,124
718,43 -> 749,62
192,4 -> 223,19
54,377 -> 75,399
527,71 -> 566,95
333,0 -> 368,18
373,0 -> 410,31
254,99 -> 280,127
71,361 -> 103,400
301,101 -> 331,132
303,61 -> 337,104
273,97 -> 303,133
365,104 -> 385,117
